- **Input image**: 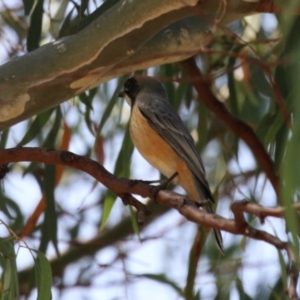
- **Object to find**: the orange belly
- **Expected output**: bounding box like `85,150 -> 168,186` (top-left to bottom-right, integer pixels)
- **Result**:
130,104 -> 201,202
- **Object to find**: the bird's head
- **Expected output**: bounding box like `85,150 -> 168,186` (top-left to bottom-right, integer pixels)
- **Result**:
118,76 -> 167,106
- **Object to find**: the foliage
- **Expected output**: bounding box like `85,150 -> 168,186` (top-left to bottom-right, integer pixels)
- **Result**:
0,0 -> 299,299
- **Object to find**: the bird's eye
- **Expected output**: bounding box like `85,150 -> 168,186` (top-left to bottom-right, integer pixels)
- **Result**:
125,78 -> 134,91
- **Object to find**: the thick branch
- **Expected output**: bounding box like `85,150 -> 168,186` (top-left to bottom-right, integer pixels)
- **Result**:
1,0 -> 297,130
0,0 -> 198,129
0,147 -> 290,245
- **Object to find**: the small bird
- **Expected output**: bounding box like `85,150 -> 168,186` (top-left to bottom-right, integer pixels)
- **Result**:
118,75 -> 223,251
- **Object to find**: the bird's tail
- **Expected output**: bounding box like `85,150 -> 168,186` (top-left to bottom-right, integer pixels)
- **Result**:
205,205 -> 224,254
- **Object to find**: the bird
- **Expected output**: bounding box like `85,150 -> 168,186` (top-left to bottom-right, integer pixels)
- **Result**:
118,75 -> 223,251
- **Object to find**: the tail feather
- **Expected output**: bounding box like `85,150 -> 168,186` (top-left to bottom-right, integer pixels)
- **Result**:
205,205 -> 224,254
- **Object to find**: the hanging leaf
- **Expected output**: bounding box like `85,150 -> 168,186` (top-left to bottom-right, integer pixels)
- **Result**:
39,164 -> 59,256
17,109 -> 54,147
34,250 -> 52,300
0,239 -> 19,300
100,125 -> 134,229
27,0 -> 44,51
0,130 -> 9,150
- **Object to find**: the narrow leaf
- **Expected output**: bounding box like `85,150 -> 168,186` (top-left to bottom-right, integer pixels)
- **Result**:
17,109 -> 54,147
100,192 -> 115,230
42,108 -> 62,148
39,164 -> 59,256
129,206 -> 140,239
27,0 -> 44,51
22,0 -> 37,16
0,129 -> 9,150
97,80 -> 123,135
0,239 -> 18,300
34,250 -> 52,300
100,125 -> 134,229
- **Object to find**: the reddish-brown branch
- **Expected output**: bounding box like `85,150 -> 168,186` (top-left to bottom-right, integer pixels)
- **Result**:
181,57 -> 280,197
0,147 -> 287,243
236,199 -> 300,220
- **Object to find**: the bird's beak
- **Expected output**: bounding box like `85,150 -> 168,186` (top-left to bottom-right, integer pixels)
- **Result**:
118,91 -> 125,98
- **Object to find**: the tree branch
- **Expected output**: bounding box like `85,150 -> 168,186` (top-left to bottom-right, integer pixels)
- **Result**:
181,57 -> 280,197
1,0 -> 298,130
234,199 -> 300,221
0,147 -> 290,239
0,147 -> 297,299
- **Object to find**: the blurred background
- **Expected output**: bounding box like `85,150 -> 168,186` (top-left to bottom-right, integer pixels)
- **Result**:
0,0 -> 299,299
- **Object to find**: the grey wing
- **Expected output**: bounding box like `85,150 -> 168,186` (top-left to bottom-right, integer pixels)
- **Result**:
138,95 -> 214,203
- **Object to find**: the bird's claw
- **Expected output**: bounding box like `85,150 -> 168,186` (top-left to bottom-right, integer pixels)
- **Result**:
151,172 -> 178,199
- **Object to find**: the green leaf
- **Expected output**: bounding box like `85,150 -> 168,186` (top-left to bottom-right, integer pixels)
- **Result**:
27,0 -> 44,51
100,125 -> 134,229
58,6 -> 75,37
0,196 -> 15,219
113,125 -> 134,177
60,0 -> 121,36
193,290 -> 200,300
274,125 -> 288,174
266,275 -> 288,300
22,0 -> 37,15
34,250 -> 52,300
42,108 -> 62,148
39,164 -> 59,255
17,109 -> 54,147
100,191 -> 115,230
0,195 -> 23,232
129,206 -> 140,239
281,17 -> 300,263
79,91 -> 94,111
96,80 -> 124,136
0,239 -> 18,300
263,114 -> 284,147
250,64 -> 274,99
0,238 -> 15,262
0,130 -> 9,150
1,258 -> 13,300
4,199 -> 24,233
81,88 -> 98,134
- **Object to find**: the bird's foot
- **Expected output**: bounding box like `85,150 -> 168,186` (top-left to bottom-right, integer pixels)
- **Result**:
128,178 -> 164,187
195,199 -> 211,208
129,172 -> 178,187
151,172 -> 178,199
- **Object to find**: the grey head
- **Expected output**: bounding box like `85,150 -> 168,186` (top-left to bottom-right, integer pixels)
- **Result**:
118,76 -> 168,106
